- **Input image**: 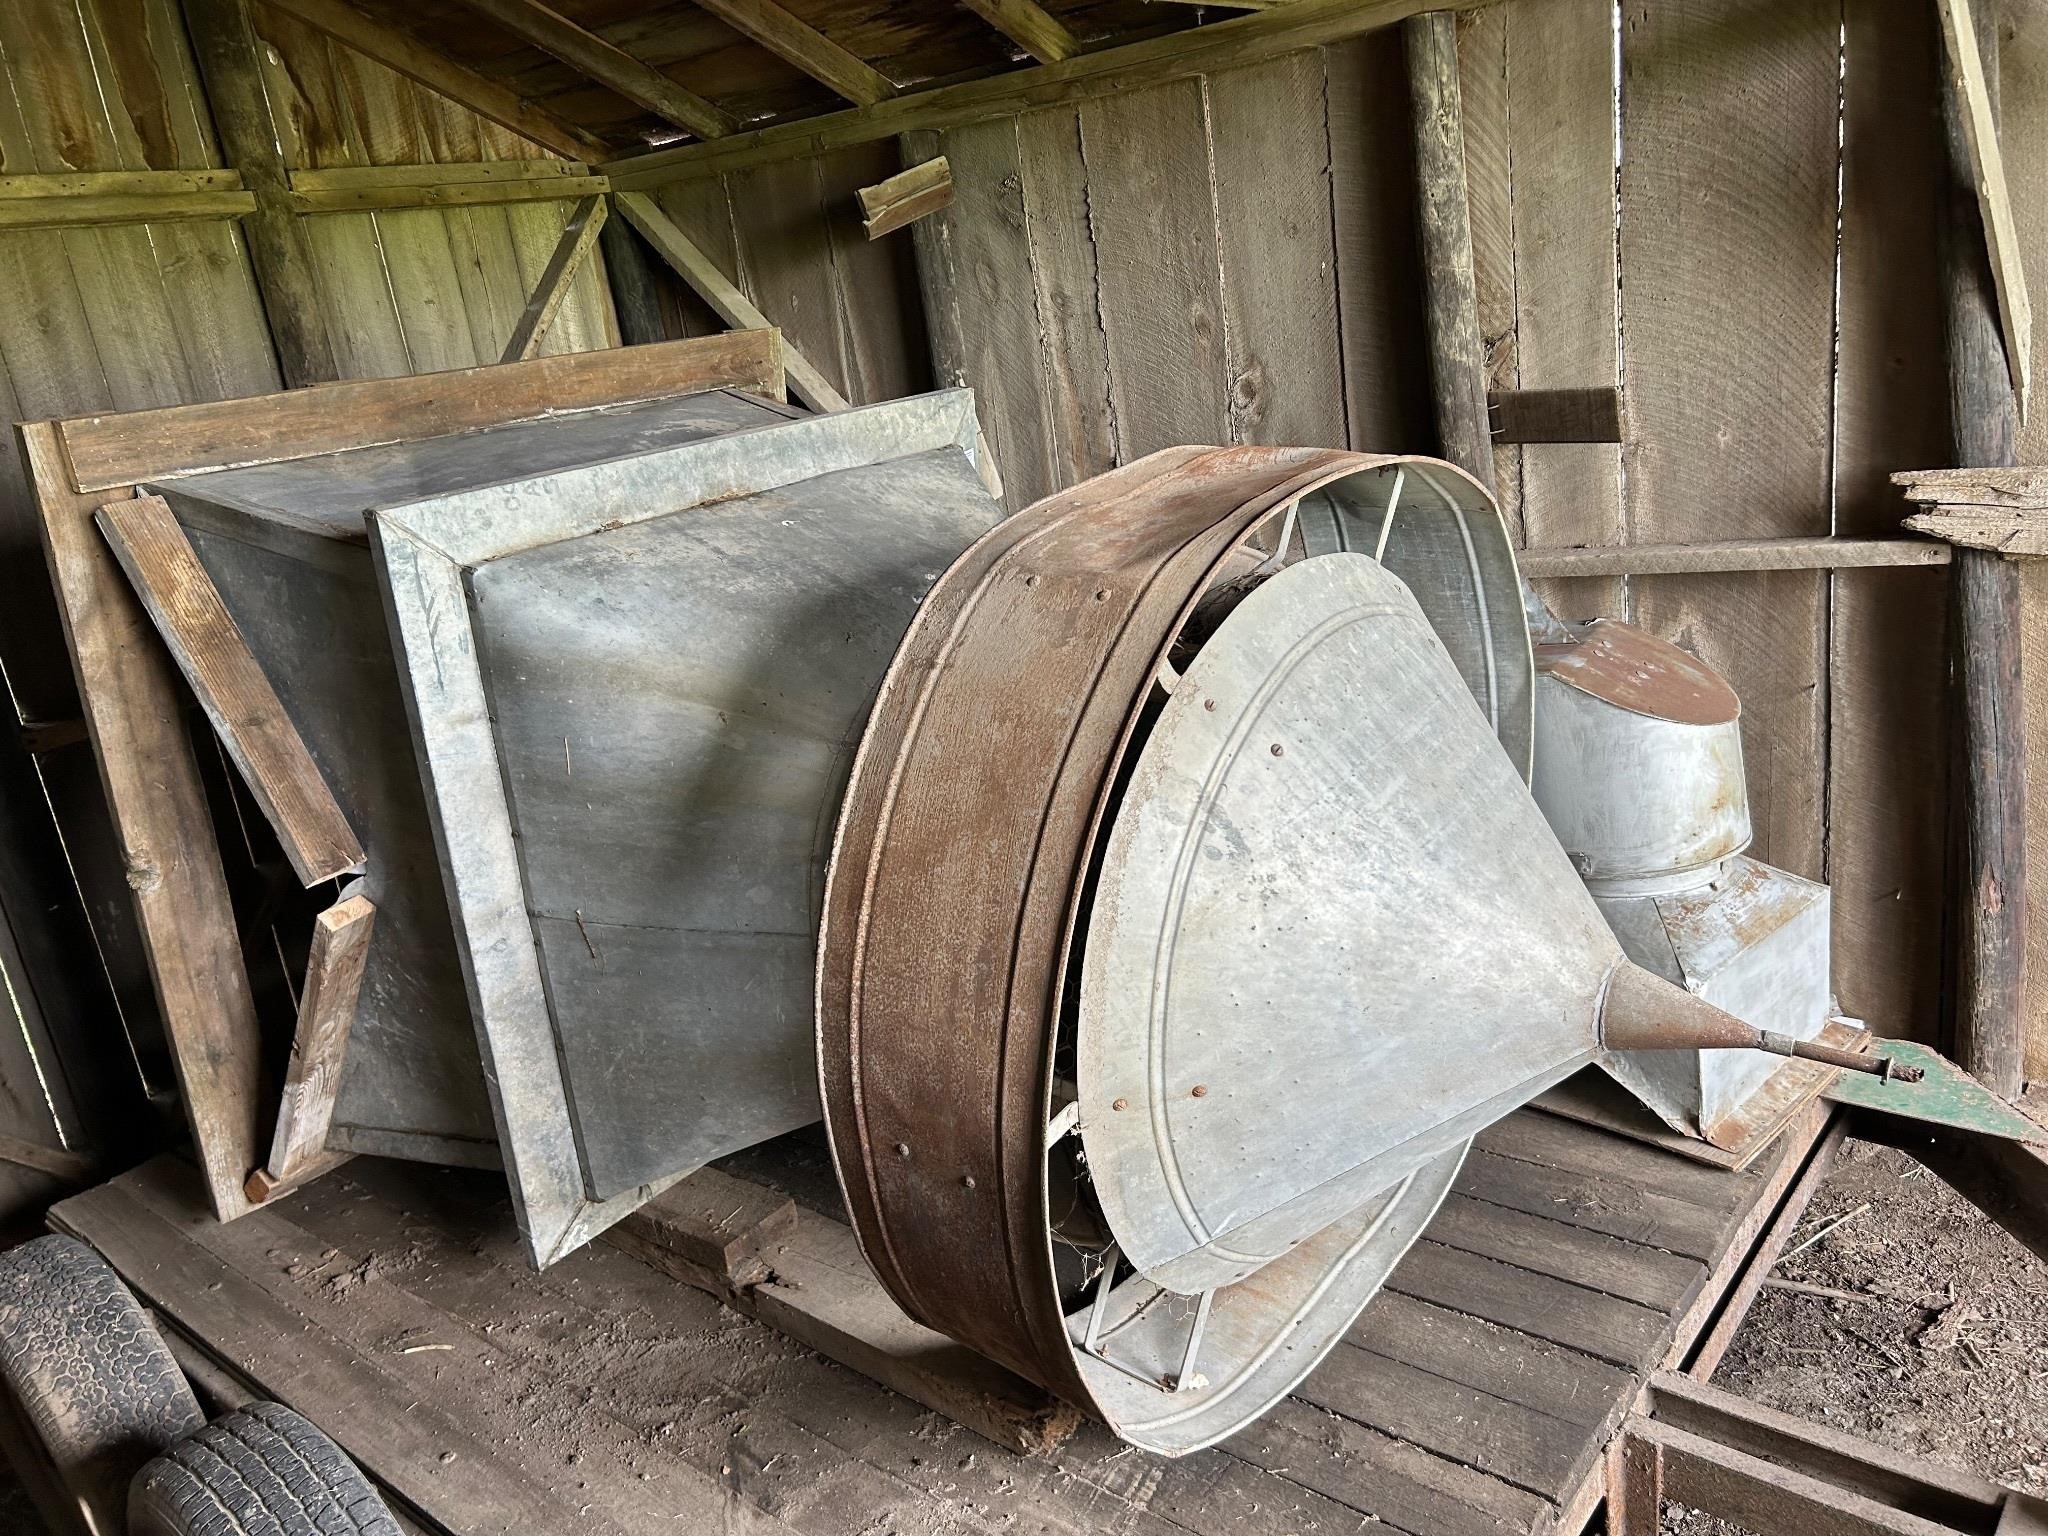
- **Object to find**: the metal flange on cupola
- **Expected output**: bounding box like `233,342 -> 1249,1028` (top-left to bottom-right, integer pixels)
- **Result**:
816,447 -> 1921,1455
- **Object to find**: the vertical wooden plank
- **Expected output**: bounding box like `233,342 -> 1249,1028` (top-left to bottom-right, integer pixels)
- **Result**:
1456,3 -> 1522,540
914,115 -> 1054,507
1015,107 -> 1116,489
2004,0 -> 2048,1079
652,174 -> 746,340
1078,77 -> 1231,458
729,156 -> 854,400
1206,53 -> 1346,449
814,140 -> 924,405
1325,33 -> 1433,455
1506,0 -> 1625,620
1619,0 -> 1840,881
1832,0 -> 1952,1039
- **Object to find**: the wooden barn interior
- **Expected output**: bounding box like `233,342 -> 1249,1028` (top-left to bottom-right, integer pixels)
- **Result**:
0,0 -> 2044,1533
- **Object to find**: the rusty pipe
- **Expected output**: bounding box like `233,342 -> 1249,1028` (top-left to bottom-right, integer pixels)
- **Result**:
1599,962 -> 1923,1084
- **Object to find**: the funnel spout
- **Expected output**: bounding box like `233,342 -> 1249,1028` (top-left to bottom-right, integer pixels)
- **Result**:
1598,962 -> 1923,1083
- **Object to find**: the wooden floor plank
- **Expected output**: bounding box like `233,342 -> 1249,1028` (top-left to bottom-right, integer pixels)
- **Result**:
1475,1112 -> 1771,1210
1353,1291 -> 1635,1429
1407,1193 -> 1707,1314
1297,1342 -> 1580,1500
1385,1238 -> 1674,1370
1224,1398 -> 1551,1536
1455,1148 -> 1736,1262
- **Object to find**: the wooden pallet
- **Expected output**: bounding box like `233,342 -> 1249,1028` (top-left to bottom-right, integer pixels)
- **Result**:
51,1099 -> 1834,1536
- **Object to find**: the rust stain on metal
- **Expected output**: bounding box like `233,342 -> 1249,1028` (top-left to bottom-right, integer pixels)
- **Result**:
1537,620 -> 1740,727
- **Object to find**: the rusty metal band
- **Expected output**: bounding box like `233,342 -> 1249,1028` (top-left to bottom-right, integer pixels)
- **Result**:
816,444 -> 1433,1401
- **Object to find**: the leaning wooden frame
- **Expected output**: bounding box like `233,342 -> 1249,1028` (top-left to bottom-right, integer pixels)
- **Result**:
17,329 -> 788,1225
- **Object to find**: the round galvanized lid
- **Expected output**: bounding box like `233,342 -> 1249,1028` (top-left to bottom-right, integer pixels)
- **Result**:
1078,553 -> 1615,1296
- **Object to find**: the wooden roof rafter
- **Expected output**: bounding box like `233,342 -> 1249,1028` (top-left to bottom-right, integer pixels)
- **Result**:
689,0 -> 898,107
445,0 -> 738,140
957,0 -> 1079,65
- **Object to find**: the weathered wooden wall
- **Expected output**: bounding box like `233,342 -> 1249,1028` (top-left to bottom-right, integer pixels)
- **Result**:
0,0 -> 620,1205
882,6 -> 1971,1058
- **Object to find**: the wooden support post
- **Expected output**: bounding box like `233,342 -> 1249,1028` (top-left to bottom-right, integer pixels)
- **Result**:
500,195 -> 609,363
598,201 -> 670,346
1940,0 -> 2030,1099
182,0 -> 339,388
1403,10 -> 1493,492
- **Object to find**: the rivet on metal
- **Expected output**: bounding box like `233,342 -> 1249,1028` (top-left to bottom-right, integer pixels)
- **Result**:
1191,1085 -> 1209,1098
961,1175 -> 977,1190
1023,574 -> 1039,587
893,1142 -> 911,1158
1269,743 -> 1284,757
1094,588 -> 1112,602
1203,699 -> 1216,712
1112,1097 -> 1129,1111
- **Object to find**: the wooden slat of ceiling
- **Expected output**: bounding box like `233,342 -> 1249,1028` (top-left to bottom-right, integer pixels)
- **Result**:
333,0 -> 1197,154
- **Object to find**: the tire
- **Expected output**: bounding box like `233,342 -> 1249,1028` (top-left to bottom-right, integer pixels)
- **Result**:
0,1234 -> 203,1536
129,1402 -> 401,1536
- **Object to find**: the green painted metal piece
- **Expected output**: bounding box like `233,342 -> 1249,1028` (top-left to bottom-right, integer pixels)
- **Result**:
1825,1039 -> 2045,1142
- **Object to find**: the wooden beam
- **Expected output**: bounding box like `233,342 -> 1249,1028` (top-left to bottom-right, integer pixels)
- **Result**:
96,495 -> 365,886
0,1131 -> 96,1184
613,191 -> 848,411
0,191 -> 255,230
19,427 -> 264,1224
184,0 -> 340,388
259,0 -> 611,163
1517,537 -> 1950,579
55,330 -> 785,492
1489,386 -> 1625,445
605,0 -> 1485,186
957,0 -> 1078,64
1938,0 -> 2031,416
288,159 -> 581,190
445,0 -> 733,140
262,894 -> 375,1189
690,0 -> 896,106
1939,0 -> 2030,1101
501,195 -> 609,362
857,156 -> 952,240
1405,11 -> 1493,494
286,173 -> 608,214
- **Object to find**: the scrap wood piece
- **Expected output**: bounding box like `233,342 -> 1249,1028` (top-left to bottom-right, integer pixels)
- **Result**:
1938,0 -> 2032,417
96,495 -> 365,886
258,894 -> 376,1198
1895,464 -> 2048,553
603,1164 -> 796,1288
857,156 -> 953,240
500,194 -> 609,363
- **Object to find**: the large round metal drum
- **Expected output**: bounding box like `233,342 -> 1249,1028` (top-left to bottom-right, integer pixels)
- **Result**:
816,447 -> 1533,1453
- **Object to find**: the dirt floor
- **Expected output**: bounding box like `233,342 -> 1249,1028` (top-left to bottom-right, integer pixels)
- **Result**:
1665,1123 -> 2048,1534
0,1127 -> 2040,1535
